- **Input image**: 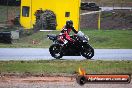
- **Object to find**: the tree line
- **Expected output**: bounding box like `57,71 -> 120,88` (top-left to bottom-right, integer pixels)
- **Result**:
0,0 -> 21,6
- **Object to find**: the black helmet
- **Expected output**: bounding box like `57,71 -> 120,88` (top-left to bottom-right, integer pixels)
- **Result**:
66,20 -> 73,28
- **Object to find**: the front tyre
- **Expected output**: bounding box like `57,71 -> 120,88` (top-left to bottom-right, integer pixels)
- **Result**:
49,44 -> 63,59
81,44 -> 94,59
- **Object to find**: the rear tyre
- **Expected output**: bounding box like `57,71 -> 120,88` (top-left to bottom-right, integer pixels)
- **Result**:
49,44 -> 63,59
81,44 -> 94,59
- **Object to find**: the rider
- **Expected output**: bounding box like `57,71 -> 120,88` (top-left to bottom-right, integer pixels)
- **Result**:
59,20 -> 78,44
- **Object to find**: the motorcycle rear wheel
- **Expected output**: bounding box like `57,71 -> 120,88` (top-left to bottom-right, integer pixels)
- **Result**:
49,44 -> 63,59
81,44 -> 94,59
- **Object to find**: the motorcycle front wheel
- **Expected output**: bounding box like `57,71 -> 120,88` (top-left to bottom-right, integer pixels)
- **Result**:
81,44 -> 94,59
49,44 -> 63,59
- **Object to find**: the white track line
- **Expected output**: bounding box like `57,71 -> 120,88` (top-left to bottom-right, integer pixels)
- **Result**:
80,11 -> 101,16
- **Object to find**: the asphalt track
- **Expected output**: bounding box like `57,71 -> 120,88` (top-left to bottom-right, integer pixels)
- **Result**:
80,7 -> 132,15
0,48 -> 132,61
100,7 -> 132,11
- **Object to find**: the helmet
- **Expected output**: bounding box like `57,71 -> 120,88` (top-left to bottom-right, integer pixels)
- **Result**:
66,20 -> 73,28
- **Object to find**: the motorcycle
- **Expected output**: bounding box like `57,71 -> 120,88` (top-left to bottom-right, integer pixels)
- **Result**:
47,31 -> 94,59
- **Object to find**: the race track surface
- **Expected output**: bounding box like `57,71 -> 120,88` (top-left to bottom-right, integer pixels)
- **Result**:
0,48 -> 132,60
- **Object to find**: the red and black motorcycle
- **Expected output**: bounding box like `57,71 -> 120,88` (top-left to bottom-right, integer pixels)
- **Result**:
47,31 -> 94,59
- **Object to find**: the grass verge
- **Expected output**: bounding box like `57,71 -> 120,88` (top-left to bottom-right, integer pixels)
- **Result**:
0,60 -> 132,75
0,30 -> 132,48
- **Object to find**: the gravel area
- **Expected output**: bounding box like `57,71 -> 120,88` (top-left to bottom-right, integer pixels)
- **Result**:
0,76 -> 131,88
80,9 -> 132,29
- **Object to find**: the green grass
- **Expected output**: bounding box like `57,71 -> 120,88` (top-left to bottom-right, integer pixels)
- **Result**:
83,30 -> 132,49
0,30 -> 132,48
102,12 -> 113,18
0,31 -> 60,48
0,60 -> 132,75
